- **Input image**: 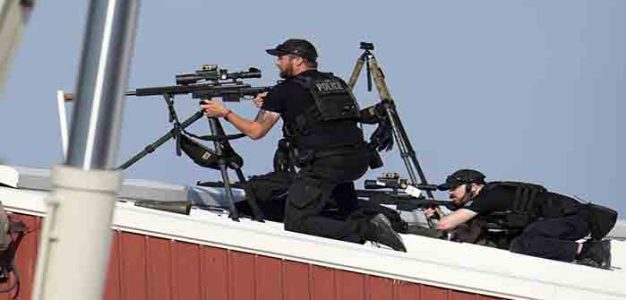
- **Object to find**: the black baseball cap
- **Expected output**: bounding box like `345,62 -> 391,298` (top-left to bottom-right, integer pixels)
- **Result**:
266,39 -> 318,62
438,169 -> 486,191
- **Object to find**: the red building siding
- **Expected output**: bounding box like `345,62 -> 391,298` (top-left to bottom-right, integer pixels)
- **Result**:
0,213 -> 504,300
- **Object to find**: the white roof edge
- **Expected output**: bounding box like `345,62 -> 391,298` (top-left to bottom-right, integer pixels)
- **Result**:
7,165 -> 191,202
1,187 -> 625,300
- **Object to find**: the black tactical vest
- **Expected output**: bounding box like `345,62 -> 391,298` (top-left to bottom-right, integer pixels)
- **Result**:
482,181 -> 579,228
283,72 -> 360,139
479,181 -> 617,241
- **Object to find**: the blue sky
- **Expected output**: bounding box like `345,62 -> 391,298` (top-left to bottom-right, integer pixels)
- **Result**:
2,0 -> 624,215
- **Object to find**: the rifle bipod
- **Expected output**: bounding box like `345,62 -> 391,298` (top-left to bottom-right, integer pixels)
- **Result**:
347,42 -> 443,225
193,117 -> 266,222
118,94 -> 264,222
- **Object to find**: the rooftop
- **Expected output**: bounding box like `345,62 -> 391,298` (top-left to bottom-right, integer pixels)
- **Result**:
1,166 -> 625,299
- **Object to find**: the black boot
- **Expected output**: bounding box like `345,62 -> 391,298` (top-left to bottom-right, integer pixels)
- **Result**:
577,239 -> 611,269
365,214 -> 407,252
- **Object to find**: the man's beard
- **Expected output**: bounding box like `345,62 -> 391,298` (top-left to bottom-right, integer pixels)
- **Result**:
279,64 -> 293,78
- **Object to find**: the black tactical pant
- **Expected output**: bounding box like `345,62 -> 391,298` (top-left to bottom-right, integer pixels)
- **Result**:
283,151 -> 370,243
509,208 -> 590,261
237,171 -> 294,222
239,171 -> 408,233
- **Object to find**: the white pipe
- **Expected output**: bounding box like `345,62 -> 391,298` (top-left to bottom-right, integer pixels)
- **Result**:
56,90 -> 69,160
33,165 -> 122,299
33,0 -> 139,298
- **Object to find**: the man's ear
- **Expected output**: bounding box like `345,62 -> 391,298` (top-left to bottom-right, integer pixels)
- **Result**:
293,56 -> 305,67
470,183 -> 481,195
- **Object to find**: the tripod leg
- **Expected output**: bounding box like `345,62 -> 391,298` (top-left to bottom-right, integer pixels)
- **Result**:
219,164 -> 239,221
367,56 -> 393,100
385,104 -> 419,184
118,111 -> 205,170
368,55 -> 434,196
235,168 -> 265,222
384,102 -> 436,198
207,117 -> 238,220
207,117 -> 265,221
387,111 -> 442,227
235,168 -> 246,183
395,114 -> 430,183
365,55 -> 419,181
357,48 -> 442,227
347,56 -> 366,89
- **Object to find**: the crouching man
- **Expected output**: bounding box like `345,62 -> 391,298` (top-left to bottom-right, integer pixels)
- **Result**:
431,169 -> 617,269
202,39 -> 405,251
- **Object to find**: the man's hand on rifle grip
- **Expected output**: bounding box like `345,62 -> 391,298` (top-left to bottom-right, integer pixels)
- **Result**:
252,92 -> 268,108
200,99 -> 230,118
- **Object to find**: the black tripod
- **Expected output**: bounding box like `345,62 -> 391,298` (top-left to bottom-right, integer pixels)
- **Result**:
118,94 -> 260,221
348,42 -> 441,221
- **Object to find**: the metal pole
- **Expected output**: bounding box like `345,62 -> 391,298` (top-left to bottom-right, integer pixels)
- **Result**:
66,0 -> 139,170
33,0 -> 140,299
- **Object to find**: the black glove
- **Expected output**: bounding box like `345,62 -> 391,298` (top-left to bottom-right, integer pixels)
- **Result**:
369,119 -> 394,152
